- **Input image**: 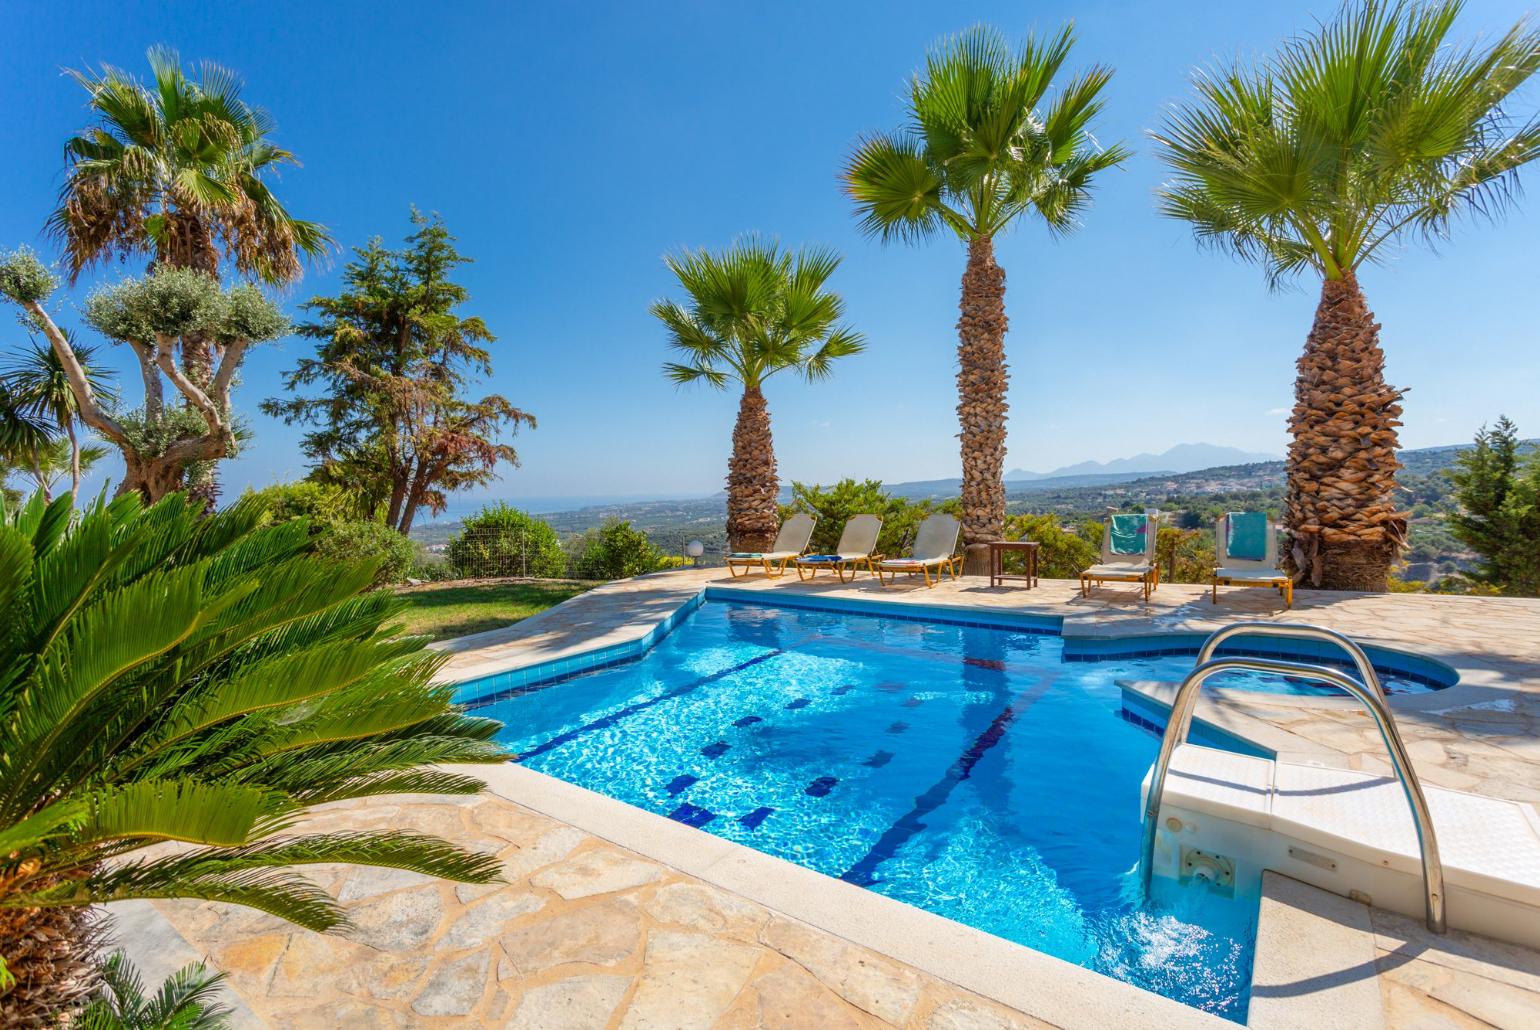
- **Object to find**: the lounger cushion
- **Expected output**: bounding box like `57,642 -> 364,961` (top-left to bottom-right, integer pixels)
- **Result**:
1214,567 -> 1289,582
880,557 -> 946,567
1082,563 -> 1153,577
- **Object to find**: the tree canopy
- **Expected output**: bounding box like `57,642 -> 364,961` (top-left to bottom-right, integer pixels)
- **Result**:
1152,0 -> 1540,287
844,24 -> 1128,244
262,211 -> 534,535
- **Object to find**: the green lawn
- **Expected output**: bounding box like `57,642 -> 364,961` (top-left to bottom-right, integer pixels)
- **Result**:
392,580 -> 592,641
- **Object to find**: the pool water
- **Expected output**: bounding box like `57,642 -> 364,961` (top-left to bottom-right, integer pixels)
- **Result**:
467,601 -> 1415,1021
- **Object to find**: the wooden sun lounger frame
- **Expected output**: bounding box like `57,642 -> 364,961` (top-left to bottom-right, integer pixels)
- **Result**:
794,553 -> 884,583
725,553 -> 800,579
875,554 -> 962,588
1212,572 -> 1294,609
1079,563 -> 1161,601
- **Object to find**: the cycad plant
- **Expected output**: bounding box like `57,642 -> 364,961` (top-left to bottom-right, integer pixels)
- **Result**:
654,238 -> 864,552
1152,0 -> 1540,589
0,492 -> 504,1025
845,25 -> 1126,572
76,953 -> 230,1030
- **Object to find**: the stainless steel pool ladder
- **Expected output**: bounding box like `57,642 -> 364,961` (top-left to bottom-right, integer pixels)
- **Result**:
1138,622 -> 1446,933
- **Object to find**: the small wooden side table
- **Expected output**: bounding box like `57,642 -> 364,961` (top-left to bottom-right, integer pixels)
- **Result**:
988,540 -> 1039,589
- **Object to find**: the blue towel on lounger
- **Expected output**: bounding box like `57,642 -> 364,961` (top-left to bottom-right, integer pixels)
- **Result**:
1226,512 -> 1268,561
1109,514 -> 1149,556
799,554 -> 841,563
728,552 -> 763,559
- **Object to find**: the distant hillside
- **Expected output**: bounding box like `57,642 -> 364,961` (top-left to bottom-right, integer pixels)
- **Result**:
1005,442 -> 1280,481
411,439 -> 1531,559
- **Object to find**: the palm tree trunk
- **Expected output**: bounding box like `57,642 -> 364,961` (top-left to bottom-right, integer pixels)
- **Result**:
0,897 -> 102,1026
66,422 -> 80,499
956,234 -> 1010,575
726,386 -> 779,553
1284,272 -> 1407,591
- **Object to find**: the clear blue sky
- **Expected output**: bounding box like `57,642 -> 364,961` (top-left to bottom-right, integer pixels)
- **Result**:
4,0 -> 1537,509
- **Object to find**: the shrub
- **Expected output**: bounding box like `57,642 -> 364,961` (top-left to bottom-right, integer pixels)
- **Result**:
244,481 -> 351,525
568,519 -> 670,579
244,483 -> 413,588
1002,513 -> 1099,577
1155,525 -> 1218,585
314,520 -> 418,588
447,502 -> 567,578
0,491 -> 502,1024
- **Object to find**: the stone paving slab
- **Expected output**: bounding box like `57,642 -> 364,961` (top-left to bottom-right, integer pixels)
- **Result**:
146,794 -> 1057,1028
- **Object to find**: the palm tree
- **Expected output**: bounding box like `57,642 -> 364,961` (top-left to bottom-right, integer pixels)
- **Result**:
0,491 -> 504,1025
5,439 -> 108,502
654,238 -> 864,552
49,45 -> 330,508
0,381 -> 55,502
845,25 -> 1127,573
1152,0 -> 1540,590
3,339 -> 116,499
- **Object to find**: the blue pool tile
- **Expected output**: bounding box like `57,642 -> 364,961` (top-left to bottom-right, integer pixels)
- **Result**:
733,715 -> 764,727
700,741 -> 731,759
887,721 -> 909,734
666,774 -> 698,795
862,750 -> 894,768
784,698 -> 810,710
738,806 -> 774,829
805,775 -> 839,798
875,681 -> 904,693
669,803 -> 716,828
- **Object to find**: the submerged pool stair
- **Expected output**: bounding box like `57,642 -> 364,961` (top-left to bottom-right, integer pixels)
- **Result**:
1140,622 -> 1540,949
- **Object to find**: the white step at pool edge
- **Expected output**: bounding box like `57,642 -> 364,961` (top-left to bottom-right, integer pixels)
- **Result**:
1143,744 -> 1540,949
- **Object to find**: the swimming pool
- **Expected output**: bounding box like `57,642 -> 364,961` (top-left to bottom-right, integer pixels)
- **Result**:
459,599 -> 1440,1021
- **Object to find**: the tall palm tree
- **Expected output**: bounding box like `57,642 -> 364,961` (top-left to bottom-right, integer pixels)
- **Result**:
845,25 -> 1127,573
3,339 -> 116,499
49,46 -> 330,508
654,238 -> 864,552
1152,0 -> 1540,590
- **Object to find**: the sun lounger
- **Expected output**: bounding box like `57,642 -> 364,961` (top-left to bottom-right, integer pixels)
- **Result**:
876,514 -> 961,587
794,514 -> 884,583
1080,510 -> 1160,601
1212,512 -> 1292,609
725,513 -> 816,578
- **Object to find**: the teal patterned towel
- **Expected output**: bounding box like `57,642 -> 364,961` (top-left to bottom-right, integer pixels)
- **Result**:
1109,514 -> 1149,556
728,552 -> 763,559
1226,512 -> 1268,561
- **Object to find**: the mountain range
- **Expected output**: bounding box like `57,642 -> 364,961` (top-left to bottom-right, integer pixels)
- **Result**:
1004,443 -> 1281,481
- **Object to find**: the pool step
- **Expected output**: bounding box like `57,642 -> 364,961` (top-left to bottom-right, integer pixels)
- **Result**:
1143,744 -> 1540,950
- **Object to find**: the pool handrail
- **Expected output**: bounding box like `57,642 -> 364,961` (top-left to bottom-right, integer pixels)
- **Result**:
1139,627 -> 1445,934
1195,621 -> 1388,700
